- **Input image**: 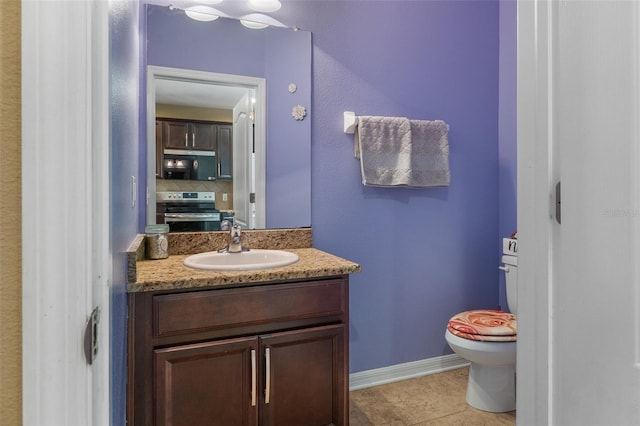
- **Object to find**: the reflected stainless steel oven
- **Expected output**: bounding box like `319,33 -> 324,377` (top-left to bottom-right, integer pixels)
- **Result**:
157,192 -> 221,232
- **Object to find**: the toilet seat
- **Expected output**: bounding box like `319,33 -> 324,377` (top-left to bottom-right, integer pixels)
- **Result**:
448,309 -> 517,342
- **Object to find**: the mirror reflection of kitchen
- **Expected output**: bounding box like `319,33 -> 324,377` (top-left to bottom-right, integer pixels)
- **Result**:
154,77 -> 257,232
145,5 -> 312,232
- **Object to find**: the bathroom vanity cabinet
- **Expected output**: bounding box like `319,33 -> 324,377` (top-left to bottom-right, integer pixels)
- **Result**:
127,275 -> 350,426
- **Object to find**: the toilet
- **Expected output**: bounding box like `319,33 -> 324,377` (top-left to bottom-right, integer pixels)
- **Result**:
445,254 -> 518,413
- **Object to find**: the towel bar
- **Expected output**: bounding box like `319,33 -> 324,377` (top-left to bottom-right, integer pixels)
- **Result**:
344,111 -> 358,134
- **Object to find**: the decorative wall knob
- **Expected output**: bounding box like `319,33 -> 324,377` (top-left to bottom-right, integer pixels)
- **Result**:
292,104 -> 307,121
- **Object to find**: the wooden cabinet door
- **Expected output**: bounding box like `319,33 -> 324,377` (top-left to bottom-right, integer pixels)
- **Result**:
154,337 -> 259,426
160,120 -> 218,151
260,324 -> 347,426
217,125 -> 233,180
163,121 -> 190,149
191,122 -> 216,150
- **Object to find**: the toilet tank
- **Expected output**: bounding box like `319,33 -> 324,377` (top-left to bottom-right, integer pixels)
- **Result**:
502,255 -> 518,314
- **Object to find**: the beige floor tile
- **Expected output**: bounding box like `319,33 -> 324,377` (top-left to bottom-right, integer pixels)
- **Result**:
349,387 -> 406,425
415,406 -> 516,425
350,367 -> 516,426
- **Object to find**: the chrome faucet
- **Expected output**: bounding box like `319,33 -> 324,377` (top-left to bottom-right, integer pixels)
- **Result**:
218,224 -> 249,253
227,224 -> 244,253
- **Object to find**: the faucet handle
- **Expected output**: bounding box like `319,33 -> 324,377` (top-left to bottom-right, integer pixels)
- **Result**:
220,220 -> 232,231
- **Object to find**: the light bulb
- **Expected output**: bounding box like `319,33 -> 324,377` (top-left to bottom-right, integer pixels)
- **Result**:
247,0 -> 281,13
241,19 -> 269,29
184,6 -> 220,22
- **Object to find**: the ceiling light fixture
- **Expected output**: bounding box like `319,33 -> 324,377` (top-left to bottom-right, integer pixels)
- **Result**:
240,19 -> 269,30
239,13 -> 286,29
247,0 -> 282,13
184,5 -> 220,22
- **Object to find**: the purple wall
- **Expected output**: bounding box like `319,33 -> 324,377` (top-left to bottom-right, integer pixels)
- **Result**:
498,0 -> 518,311
110,1 -> 141,424
282,1 -> 502,372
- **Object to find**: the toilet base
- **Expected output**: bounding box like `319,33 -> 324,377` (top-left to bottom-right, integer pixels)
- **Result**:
466,362 -> 515,413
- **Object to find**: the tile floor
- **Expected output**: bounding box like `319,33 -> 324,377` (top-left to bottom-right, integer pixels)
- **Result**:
349,367 -> 516,425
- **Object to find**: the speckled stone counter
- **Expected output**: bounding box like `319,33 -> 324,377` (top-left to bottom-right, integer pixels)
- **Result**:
127,228 -> 361,292
130,248 -> 360,292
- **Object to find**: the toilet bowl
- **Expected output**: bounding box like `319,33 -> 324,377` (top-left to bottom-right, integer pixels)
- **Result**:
445,255 -> 518,413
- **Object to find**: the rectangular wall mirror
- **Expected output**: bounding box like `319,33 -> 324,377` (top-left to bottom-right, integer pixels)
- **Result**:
144,4 -> 311,231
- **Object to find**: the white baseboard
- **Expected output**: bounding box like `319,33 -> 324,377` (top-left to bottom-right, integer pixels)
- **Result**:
349,354 -> 469,391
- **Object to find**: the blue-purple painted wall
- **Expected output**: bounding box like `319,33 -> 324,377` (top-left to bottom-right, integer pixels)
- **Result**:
283,1 -> 503,372
110,2 -> 141,424
498,0 -> 518,311
112,3 -> 516,419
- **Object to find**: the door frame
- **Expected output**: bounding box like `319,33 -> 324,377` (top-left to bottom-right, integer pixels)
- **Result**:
146,66 -> 266,228
21,0 -> 110,424
518,1 -> 640,424
517,0 -> 553,423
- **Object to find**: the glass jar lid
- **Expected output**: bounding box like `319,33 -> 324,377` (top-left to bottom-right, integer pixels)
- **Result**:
145,224 -> 169,234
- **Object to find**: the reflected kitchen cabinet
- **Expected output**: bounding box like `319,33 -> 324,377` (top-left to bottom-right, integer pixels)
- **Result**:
157,119 -> 234,181
163,120 -> 216,151
216,124 -> 233,181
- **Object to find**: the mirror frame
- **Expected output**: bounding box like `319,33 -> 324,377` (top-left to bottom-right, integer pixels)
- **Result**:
146,65 -> 267,228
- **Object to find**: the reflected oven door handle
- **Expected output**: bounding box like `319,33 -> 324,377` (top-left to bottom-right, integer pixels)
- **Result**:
164,213 -> 220,222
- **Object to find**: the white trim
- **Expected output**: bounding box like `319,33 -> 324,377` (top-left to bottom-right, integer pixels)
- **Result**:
348,354 -> 468,391
89,0 -> 111,424
22,1 -> 110,424
517,0 -> 553,424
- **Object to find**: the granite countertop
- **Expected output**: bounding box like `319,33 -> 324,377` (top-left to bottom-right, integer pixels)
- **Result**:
130,248 -> 361,293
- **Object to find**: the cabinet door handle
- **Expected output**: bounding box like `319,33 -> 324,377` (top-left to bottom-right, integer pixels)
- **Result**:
264,347 -> 271,404
251,349 -> 257,407
192,129 -> 195,148
184,132 -> 188,148
555,180 -> 561,224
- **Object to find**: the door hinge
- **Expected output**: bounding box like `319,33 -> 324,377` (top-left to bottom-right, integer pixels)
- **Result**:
84,306 -> 100,365
249,193 -> 255,204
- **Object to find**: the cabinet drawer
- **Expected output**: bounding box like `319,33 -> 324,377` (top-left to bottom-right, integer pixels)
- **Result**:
153,278 -> 347,337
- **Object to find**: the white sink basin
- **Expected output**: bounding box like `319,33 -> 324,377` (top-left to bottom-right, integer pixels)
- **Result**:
183,249 -> 299,271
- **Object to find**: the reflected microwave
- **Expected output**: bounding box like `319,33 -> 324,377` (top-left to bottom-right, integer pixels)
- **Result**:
163,151 -> 216,181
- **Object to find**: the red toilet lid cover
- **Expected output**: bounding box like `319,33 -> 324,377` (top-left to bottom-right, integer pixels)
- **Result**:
448,309 -> 517,342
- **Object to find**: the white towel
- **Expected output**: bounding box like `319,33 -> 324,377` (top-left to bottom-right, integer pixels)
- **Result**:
354,116 -> 450,187
409,119 -> 450,187
355,116 -> 412,186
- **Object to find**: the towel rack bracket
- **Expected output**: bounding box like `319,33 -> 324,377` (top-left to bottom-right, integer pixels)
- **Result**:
344,111 -> 357,134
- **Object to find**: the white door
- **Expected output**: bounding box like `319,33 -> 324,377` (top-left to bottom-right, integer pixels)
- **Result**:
232,93 -> 254,228
22,0 -> 110,424
518,1 -> 640,424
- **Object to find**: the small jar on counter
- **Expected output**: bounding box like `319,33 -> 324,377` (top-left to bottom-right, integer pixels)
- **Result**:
145,224 -> 169,260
